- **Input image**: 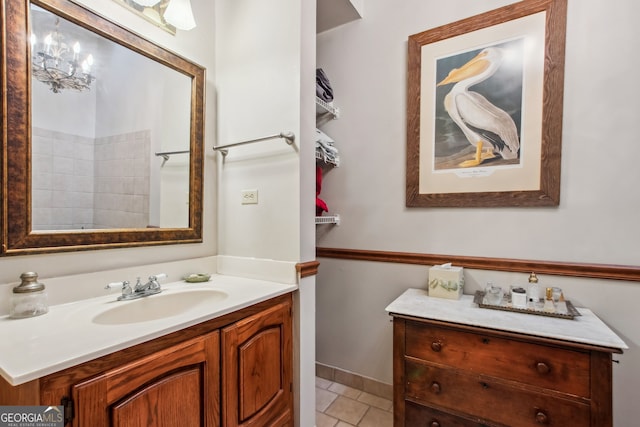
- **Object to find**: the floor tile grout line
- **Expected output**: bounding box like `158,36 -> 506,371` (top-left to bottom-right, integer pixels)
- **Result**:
356,406 -> 372,427
317,376 -> 394,427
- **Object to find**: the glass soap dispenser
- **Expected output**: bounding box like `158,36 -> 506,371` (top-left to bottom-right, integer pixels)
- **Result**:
543,287 -> 556,313
10,272 -> 49,318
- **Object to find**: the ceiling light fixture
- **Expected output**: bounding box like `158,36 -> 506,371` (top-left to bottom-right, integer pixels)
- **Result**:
128,0 -> 197,31
31,18 -> 94,93
130,0 -> 161,6
163,0 -> 196,31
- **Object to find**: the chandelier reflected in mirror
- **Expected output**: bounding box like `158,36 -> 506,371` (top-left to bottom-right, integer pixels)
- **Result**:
31,18 -> 95,93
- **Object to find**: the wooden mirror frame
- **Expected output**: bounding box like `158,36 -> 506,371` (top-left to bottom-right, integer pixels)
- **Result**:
1,0 -> 205,255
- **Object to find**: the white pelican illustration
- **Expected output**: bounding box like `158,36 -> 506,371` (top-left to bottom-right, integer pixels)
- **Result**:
437,47 -> 520,167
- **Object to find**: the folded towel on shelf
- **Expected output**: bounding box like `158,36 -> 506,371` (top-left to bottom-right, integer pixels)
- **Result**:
316,165 -> 323,196
316,128 -> 335,145
316,68 -> 334,102
315,128 -> 339,164
316,165 -> 328,215
316,146 -> 338,165
316,197 -> 328,215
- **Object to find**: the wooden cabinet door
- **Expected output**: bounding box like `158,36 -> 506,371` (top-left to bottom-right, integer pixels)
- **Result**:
221,299 -> 293,427
72,332 -> 220,427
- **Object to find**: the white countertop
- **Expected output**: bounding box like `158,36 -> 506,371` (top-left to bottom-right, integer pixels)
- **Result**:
386,288 -> 628,351
0,274 -> 297,386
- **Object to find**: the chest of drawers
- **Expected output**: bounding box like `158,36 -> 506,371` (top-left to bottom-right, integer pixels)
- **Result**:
387,290 -> 626,427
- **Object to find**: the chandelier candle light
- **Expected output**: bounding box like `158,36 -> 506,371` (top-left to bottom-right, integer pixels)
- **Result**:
31,18 -> 94,93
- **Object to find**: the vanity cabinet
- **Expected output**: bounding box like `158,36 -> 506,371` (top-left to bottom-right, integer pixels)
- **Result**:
72,332 -> 219,426
0,293 -> 293,427
387,290 -> 626,427
222,299 -> 293,426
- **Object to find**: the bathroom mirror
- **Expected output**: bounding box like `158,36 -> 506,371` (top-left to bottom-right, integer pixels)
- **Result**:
1,0 -> 205,255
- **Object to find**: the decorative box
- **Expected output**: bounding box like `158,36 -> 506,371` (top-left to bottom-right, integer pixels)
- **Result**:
428,264 -> 464,299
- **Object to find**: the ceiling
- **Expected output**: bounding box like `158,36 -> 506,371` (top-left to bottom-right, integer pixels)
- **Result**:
316,0 -> 363,33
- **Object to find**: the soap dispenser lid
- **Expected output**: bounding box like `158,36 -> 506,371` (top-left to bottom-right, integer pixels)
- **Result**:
13,272 -> 45,293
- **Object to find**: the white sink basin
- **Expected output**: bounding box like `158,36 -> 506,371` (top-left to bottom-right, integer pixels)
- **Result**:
92,289 -> 228,325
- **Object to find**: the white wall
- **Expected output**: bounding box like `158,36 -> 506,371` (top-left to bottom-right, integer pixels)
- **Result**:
32,78 -> 97,137
214,1 -> 316,425
215,0 -> 302,262
298,0 -> 318,425
0,0 -> 217,285
316,0 -> 640,425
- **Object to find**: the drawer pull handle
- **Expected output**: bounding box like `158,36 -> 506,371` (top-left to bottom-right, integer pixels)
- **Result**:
536,362 -> 551,374
482,338 -> 490,344
535,410 -> 549,424
431,341 -> 443,352
480,381 -> 490,389
430,381 -> 442,394
429,421 -> 441,427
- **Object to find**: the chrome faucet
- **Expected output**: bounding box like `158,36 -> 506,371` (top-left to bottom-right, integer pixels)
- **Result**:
105,273 -> 167,301
134,274 -> 167,293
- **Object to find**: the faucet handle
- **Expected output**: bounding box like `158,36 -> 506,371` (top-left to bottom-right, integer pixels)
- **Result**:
122,281 -> 133,296
147,273 -> 167,290
106,280 -> 133,297
105,280 -> 129,290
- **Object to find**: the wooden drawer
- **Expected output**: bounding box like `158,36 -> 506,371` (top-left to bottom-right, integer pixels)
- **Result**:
405,320 -> 590,397
405,359 -> 590,427
405,400 -> 491,427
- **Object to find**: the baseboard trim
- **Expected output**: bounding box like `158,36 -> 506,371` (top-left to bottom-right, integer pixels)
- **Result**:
316,362 -> 392,400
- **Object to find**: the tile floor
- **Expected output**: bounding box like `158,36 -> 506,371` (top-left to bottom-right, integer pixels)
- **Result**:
316,377 -> 393,427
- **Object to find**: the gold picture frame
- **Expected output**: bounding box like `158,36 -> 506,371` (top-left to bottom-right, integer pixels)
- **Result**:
406,0 -> 567,207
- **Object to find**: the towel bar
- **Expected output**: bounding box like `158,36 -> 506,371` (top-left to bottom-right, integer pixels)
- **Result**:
154,149 -> 190,166
213,131 -> 295,156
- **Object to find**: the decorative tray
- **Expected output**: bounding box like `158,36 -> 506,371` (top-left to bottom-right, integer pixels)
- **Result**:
473,291 -> 581,320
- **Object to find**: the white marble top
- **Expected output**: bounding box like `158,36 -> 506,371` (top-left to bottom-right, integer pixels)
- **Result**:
0,275 -> 297,386
385,289 -> 627,351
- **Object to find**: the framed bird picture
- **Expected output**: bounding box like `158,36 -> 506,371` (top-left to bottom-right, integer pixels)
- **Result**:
406,0 -> 567,207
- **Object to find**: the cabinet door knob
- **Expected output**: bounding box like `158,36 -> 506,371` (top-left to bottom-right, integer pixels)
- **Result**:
536,362 -> 550,374
429,421 -> 441,427
535,410 -> 549,424
430,381 -> 442,394
431,341 -> 442,352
